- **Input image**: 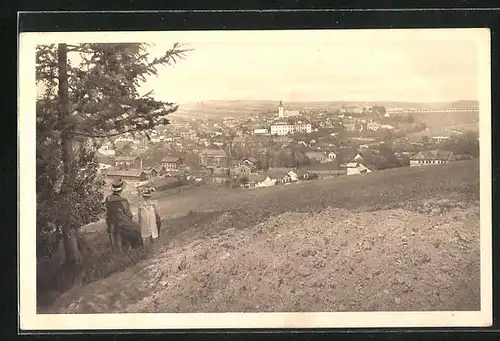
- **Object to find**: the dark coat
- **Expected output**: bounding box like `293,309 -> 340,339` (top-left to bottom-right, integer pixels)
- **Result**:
105,193 -> 141,242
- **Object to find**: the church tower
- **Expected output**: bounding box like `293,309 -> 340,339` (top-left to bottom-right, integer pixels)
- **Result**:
278,100 -> 284,118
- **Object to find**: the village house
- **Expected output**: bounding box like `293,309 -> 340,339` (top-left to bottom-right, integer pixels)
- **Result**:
367,121 -> 382,131
253,128 -> 269,135
247,174 -> 275,188
152,165 -> 167,176
305,151 -> 336,164
303,161 -> 345,177
199,149 -> 228,168
161,156 -> 182,171
343,122 -> 357,131
114,156 -> 142,170
353,149 -> 380,164
265,171 -> 292,184
342,162 -> 372,176
230,164 -> 252,178
106,169 -> 149,182
240,157 -> 259,168
266,167 -> 298,181
142,167 -> 159,179
211,167 -> 231,184
430,136 -> 452,143
409,150 -> 456,167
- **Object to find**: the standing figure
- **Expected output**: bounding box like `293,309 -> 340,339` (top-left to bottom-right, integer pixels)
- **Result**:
138,187 -> 162,247
105,178 -> 142,251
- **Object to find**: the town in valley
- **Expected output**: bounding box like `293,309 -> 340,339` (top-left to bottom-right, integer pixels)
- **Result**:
96,99 -> 479,195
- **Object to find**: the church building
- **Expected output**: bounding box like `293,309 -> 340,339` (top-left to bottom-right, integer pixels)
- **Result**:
277,100 -> 300,118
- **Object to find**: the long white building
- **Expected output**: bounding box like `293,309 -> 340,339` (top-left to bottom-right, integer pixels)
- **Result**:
270,122 -> 312,135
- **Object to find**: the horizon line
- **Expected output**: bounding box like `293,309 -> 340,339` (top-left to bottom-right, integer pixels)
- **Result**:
174,99 -> 480,104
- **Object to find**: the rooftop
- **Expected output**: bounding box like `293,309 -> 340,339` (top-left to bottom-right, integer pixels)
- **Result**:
106,169 -> 145,177
115,156 -> 140,161
411,150 -> 455,161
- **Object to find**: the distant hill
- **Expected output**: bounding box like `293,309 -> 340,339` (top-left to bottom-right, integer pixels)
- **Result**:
170,100 -> 480,120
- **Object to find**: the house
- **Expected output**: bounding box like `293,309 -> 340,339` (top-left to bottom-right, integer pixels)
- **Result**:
253,128 -> 269,135
353,149 -> 379,164
114,156 -> 142,170
161,156 -> 182,171
430,136 -> 452,143
237,157 -> 258,171
230,165 -> 252,178
287,170 -> 299,181
343,122 -> 357,131
270,122 -> 312,136
342,162 -> 372,175
153,165 -> 167,176
267,167 -> 298,181
409,150 -> 456,167
199,149 -> 228,168
105,169 -> 149,182
247,174 -> 275,188
303,161 -> 346,178
265,171 -> 292,184
142,168 -> 159,179
305,151 -> 330,163
211,167 -> 230,184
367,122 -> 381,131
240,157 -> 259,168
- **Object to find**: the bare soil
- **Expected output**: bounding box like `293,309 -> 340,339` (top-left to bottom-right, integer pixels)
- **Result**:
45,161 -> 481,313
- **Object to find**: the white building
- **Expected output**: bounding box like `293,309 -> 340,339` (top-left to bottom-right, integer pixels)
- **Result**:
367,122 -> 381,131
344,162 -> 372,175
270,122 -> 312,136
253,128 -> 269,135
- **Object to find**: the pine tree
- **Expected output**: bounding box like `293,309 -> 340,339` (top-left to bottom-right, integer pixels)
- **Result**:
36,42 -> 191,265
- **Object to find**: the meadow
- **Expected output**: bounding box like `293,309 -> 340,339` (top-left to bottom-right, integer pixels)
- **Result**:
39,160 -> 480,312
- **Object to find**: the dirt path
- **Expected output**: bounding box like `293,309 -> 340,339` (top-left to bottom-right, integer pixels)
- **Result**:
50,196 -> 479,313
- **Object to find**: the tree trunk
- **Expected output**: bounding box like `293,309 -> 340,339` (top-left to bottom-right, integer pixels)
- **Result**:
58,43 -> 83,266
62,228 -> 82,265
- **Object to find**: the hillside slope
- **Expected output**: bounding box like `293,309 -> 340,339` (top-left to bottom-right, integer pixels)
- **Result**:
47,161 -> 480,313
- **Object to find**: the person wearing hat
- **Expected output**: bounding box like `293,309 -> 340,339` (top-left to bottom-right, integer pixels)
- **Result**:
137,186 -> 162,247
105,178 -> 142,251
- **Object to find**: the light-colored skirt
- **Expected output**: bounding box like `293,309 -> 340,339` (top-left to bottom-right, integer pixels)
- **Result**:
138,204 -> 159,241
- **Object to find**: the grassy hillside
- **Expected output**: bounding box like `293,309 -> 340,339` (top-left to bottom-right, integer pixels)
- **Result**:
46,160 -> 481,313
38,160 -> 479,310
157,160 -> 479,245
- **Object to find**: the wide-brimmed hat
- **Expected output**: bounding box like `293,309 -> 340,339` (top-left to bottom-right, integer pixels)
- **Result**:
111,178 -> 126,192
141,187 -> 156,197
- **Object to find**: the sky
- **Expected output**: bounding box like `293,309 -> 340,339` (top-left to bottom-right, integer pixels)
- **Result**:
37,29 -> 485,104
135,29 -> 482,104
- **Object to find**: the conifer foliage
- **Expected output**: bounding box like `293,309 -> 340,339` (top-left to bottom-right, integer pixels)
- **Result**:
36,42 -> 190,265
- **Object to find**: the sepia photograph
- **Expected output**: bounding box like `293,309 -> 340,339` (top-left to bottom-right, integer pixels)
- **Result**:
19,28 -> 491,329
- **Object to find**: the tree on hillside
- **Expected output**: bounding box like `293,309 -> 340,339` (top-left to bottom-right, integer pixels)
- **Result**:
36,43 -> 191,266
376,144 -> 400,169
272,149 -> 297,168
372,105 -> 387,118
452,131 -> 479,158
